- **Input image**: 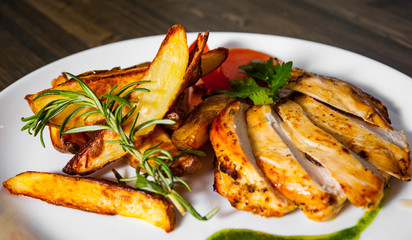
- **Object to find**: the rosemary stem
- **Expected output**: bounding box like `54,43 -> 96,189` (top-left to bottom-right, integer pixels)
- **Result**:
168,191 -> 187,215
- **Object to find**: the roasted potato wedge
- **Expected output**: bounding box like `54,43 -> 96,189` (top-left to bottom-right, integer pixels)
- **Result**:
49,126 -> 91,154
182,31 -> 208,88
49,76 -> 93,154
163,46 -> 228,130
63,25 -> 193,175
125,126 -> 201,176
25,65 -> 147,129
164,91 -> 189,131
3,171 -> 175,232
172,94 -> 236,150
200,47 -> 228,75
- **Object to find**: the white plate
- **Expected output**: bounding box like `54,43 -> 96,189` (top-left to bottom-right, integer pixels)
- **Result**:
0,32 -> 411,240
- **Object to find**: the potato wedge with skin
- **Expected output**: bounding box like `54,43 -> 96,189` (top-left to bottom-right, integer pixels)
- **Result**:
200,47 -> 229,76
182,31 -> 209,88
163,46 -> 228,130
126,126 -> 201,176
49,125 -> 92,154
164,91 -> 189,131
172,94 -> 236,150
210,101 -> 296,217
63,25 -> 191,175
3,171 -> 175,232
25,65 -> 147,129
48,75 -> 93,154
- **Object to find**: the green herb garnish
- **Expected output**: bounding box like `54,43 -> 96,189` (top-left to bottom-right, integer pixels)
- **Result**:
21,72 -> 219,220
220,58 -> 292,105
207,186 -> 390,240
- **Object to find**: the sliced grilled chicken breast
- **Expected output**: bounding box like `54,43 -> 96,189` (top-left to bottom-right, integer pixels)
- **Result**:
246,105 -> 346,221
285,68 -> 392,129
276,100 -> 384,210
210,101 -> 296,217
294,94 -> 411,181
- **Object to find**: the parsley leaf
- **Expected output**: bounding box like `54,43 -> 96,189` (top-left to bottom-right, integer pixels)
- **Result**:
227,78 -> 274,105
220,58 -> 293,105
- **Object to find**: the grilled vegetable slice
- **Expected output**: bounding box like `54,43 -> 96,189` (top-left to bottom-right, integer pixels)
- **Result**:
210,101 -> 296,217
2,171 -> 175,232
276,100 -> 384,210
285,68 -> 392,129
246,105 -> 346,221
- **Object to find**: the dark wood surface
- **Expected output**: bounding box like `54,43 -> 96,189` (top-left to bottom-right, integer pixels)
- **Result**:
1,0 -> 411,91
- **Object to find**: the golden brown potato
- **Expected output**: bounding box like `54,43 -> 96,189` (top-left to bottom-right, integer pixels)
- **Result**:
25,65 -> 147,129
49,126 -> 91,154
51,74 -> 69,87
3,171 -> 175,232
126,126 -> 201,176
163,46 -> 228,131
63,25 -> 192,175
171,94 -> 236,150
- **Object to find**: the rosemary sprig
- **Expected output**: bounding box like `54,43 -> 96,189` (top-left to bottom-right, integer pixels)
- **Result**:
21,72 -> 219,220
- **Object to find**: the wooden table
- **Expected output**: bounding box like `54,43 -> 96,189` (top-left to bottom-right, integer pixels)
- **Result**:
1,0 -> 411,91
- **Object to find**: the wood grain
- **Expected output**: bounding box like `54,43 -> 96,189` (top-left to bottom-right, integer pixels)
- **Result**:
0,0 -> 411,91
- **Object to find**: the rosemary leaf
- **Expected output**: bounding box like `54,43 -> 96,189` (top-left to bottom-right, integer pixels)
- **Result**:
21,71 -> 218,221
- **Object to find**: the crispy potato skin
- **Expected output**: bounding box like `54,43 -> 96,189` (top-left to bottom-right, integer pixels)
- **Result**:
164,92 -> 189,131
172,94 -> 236,150
210,101 -> 296,217
3,171 -> 175,232
200,47 -> 228,76
49,126 -> 91,154
126,126 -> 201,176
63,129 -> 126,175
182,31 -> 209,88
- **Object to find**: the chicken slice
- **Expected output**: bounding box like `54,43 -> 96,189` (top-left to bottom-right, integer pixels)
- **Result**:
276,100 -> 384,210
210,101 -> 296,217
294,94 -> 411,181
246,105 -> 346,221
285,68 -> 392,129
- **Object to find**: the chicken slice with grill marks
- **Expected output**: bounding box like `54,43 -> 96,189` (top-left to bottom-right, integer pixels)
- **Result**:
294,94 -> 411,181
246,105 -> 346,221
276,100 -> 384,210
210,101 -> 296,217
284,68 -> 392,130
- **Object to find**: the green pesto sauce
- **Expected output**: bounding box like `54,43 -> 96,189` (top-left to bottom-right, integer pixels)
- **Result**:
206,188 -> 388,240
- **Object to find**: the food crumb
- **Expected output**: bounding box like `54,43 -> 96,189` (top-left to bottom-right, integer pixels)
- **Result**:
398,199 -> 412,210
